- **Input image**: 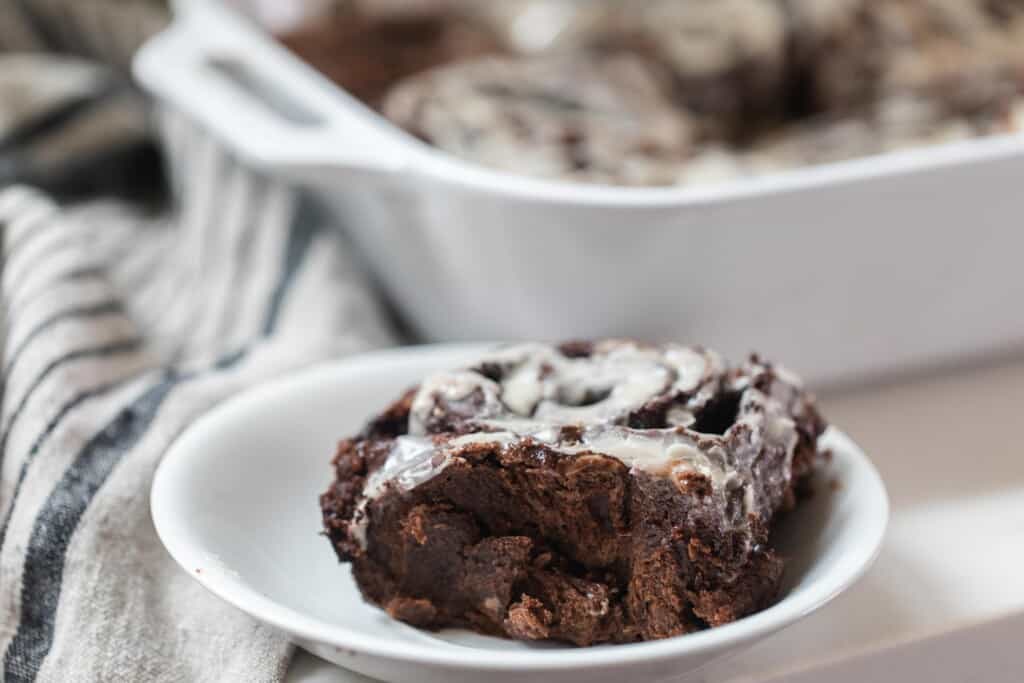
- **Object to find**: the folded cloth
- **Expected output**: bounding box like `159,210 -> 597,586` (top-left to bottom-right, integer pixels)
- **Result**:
0,54 -> 164,202
0,78 -> 395,683
0,0 -> 168,72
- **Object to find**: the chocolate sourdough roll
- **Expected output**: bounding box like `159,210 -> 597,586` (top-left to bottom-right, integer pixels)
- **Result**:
320,341 -> 827,645
597,0 -> 790,140
786,0 -> 1024,120
382,54 -> 694,185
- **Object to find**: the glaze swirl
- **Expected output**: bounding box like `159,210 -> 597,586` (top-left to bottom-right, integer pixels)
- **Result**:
354,340 -> 824,547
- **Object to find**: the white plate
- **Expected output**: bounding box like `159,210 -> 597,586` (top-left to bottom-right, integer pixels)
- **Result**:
151,344 -> 889,683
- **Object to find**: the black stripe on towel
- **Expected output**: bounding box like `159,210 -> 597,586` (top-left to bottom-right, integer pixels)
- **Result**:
0,338 -> 143,462
8,266 -> 105,313
2,300 -> 124,378
10,0 -> 63,51
1,347 -> 248,682
0,374 -> 143,552
1,372 -> 180,683
1,206 -> 59,267
0,84 -> 121,156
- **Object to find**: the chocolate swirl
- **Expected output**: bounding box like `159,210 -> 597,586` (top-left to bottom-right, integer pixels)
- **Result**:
353,340 -> 825,548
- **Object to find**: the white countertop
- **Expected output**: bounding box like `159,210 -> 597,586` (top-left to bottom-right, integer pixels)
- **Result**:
288,356 -> 1024,683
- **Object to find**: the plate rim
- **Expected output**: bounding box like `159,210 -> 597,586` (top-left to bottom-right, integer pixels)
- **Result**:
151,343 -> 889,672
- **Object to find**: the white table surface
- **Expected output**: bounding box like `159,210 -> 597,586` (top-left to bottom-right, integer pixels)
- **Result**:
287,355 -> 1024,683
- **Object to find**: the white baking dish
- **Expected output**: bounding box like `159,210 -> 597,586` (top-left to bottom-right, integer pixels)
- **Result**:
135,0 -> 1024,386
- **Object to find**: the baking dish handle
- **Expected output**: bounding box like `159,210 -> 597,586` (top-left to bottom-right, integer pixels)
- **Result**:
133,1 -> 409,177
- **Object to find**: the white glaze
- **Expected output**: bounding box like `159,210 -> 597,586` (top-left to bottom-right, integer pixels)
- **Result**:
409,370 -> 502,435
353,430 -> 519,545
421,341 -> 717,429
352,436 -> 437,546
356,343 -> 805,548
558,428 -> 715,478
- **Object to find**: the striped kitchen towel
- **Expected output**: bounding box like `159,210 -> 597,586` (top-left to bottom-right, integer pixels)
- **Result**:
0,0 -> 168,72
0,106 -> 395,683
